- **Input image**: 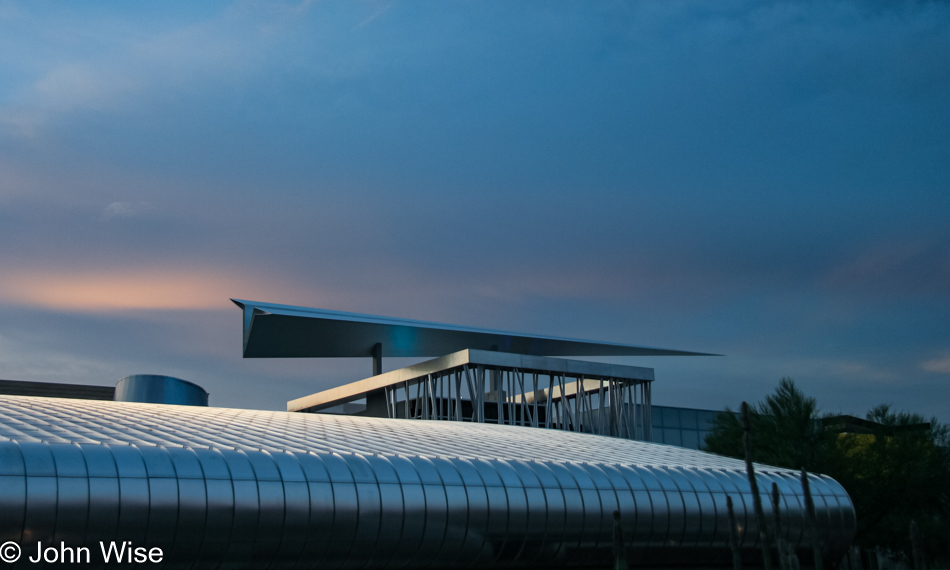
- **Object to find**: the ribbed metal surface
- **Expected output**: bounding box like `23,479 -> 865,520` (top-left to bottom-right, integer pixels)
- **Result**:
0,395 -> 855,569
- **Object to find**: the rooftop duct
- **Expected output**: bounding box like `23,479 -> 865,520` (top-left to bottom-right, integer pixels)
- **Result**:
114,374 -> 209,406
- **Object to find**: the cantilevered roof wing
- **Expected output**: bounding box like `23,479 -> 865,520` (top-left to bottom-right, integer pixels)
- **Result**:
233,299 -> 716,358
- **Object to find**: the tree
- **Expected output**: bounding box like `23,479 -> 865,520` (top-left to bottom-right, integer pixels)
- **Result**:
704,377 -> 836,473
705,380 -> 950,567
832,405 -> 950,562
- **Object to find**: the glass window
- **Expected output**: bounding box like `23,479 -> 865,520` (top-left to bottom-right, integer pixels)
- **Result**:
678,409 -> 699,430
697,410 -> 720,429
659,407 -> 679,428
662,428 -> 683,447
681,430 -> 700,449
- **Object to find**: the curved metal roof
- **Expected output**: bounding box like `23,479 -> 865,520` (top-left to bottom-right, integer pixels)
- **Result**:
233,299 -> 717,358
0,395 -> 855,569
1,395 -> 733,467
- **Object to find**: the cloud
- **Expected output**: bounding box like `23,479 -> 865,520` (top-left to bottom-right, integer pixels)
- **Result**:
821,239 -> 950,300
0,266 -> 341,312
921,355 -> 950,374
98,201 -> 155,222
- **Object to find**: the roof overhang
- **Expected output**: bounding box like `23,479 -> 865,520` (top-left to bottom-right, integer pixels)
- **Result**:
233,299 -> 718,358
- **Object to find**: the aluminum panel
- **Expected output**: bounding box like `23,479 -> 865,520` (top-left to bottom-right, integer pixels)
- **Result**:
389,454 -> 423,485
174,476 -> 208,559
365,454 -> 400,485
396,483 -> 427,562
450,458 -> 491,563
574,464 -> 613,551
276,479 -> 310,565
689,474 -> 720,547
50,442 -> 87,477
716,470 -> 754,547
0,475 -> 26,543
323,471 -> 358,564
167,446 -> 204,479
0,442 -> 25,477
655,467 -> 689,546
227,479 -> 260,563
54,475 -> 90,545
296,480 -> 333,567
597,465 -> 640,546
19,441 -> 56,476
246,450 -> 282,482
295,452 -> 331,482
509,462 -> 548,565
252,479 -> 287,565
200,478 -> 235,555
116,476 -> 150,544
24,476 -> 58,544
145,476 -> 179,549
139,445 -> 177,478
441,482 -> 472,563
374,481 -> 405,567
353,480 -> 383,561
220,448 -> 257,480
111,445 -> 148,478
80,445 -> 118,478
774,472 -> 805,546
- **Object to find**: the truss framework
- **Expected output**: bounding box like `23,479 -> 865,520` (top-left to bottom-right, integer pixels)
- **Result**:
289,349 -> 654,441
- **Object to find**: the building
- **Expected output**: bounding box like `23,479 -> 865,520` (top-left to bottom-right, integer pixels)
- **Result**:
0,300 -> 857,569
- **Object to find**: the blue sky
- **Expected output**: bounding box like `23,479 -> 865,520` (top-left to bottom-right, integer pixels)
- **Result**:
0,1 -> 948,421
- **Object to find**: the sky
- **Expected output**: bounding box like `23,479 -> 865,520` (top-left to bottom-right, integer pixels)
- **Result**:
0,0 -> 948,422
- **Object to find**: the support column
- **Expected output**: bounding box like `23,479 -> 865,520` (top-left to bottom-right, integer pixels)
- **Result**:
366,389 -> 388,418
372,343 -> 382,376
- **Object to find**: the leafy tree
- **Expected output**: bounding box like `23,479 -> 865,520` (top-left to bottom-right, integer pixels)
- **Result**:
705,380 -> 950,566
703,377 -> 836,473
832,405 -> 950,562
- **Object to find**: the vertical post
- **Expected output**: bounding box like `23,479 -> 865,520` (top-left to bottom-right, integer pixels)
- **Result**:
727,495 -> 743,570
457,372 -> 463,421
509,370 -> 517,426
532,372 -> 539,428
801,468 -> 823,570
644,382 -> 653,441
372,342 -> 382,376
742,402 -> 772,570
598,378 -> 606,435
609,380 -> 618,437
576,377 -> 586,433
427,374 -> 437,420
545,373 -> 553,429
463,365 -> 476,422
630,381 -> 638,439
492,367 -> 503,425
556,374 -> 565,429
518,371 -> 528,427
477,366 -> 486,423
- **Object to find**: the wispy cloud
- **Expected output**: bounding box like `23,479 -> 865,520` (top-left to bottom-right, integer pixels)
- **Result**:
0,266 -> 343,312
99,201 -> 154,221
921,354 -> 950,374
821,239 -> 950,299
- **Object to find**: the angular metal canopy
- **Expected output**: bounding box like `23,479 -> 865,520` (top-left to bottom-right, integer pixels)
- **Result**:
233,299 -> 716,358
